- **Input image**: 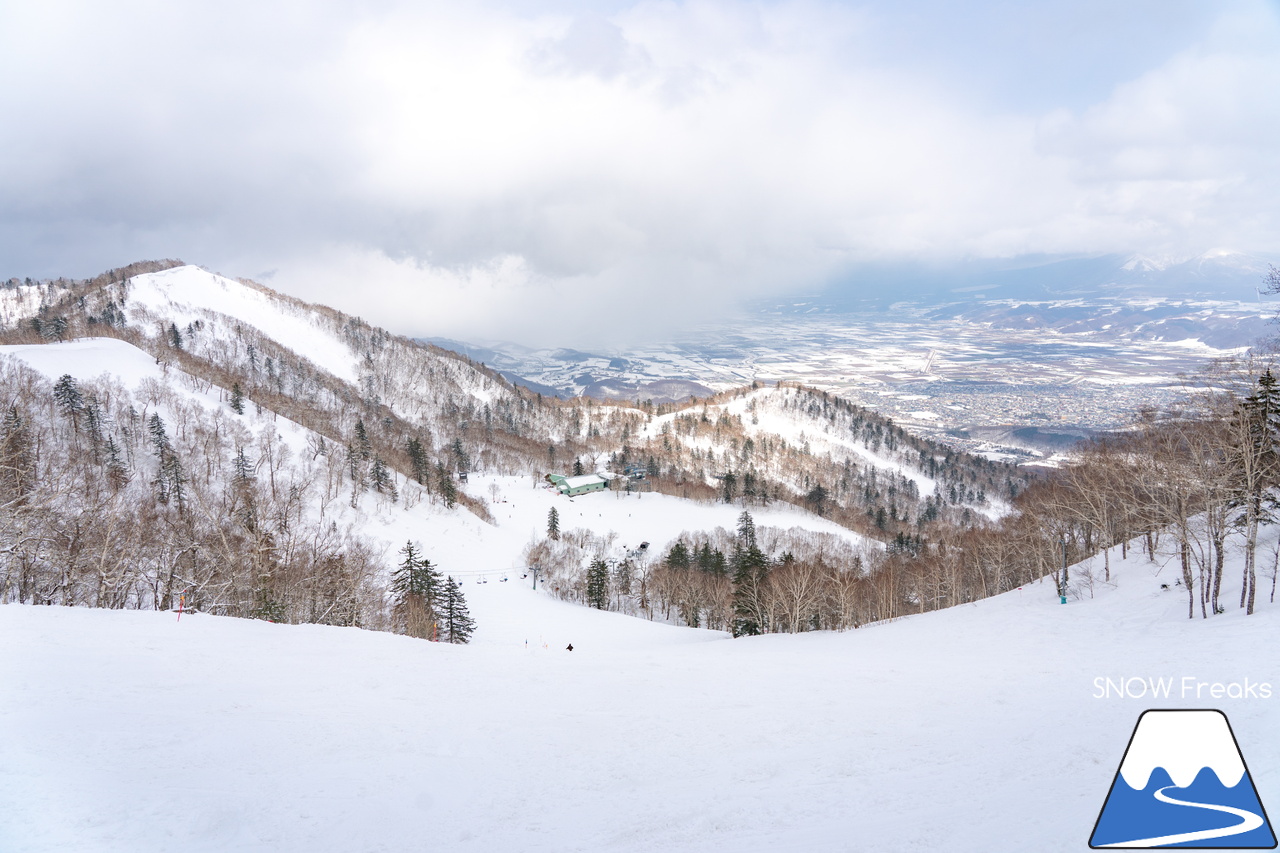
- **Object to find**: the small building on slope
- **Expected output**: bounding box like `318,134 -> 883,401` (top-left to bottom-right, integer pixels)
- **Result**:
550,473 -> 608,497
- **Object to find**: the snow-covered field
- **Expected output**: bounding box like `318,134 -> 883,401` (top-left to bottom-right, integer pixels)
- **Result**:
4,540 -> 1277,852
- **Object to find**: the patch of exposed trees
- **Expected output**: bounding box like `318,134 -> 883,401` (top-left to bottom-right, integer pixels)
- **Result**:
0,363 -> 389,628
630,383 -> 1028,544
525,512 -> 873,633
868,356 -> 1280,622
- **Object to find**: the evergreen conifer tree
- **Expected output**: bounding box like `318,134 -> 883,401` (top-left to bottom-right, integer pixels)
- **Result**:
586,558 -> 610,609
721,471 -> 737,503
666,541 -> 690,569
53,374 -> 84,431
440,576 -> 475,643
232,448 -> 257,530
405,437 -> 430,485
162,453 -> 188,513
229,382 -> 245,415
371,456 -> 396,499
151,465 -> 169,505
731,544 -> 769,637
345,442 -> 363,487
0,405 -> 33,499
104,435 -> 129,491
82,397 -> 104,461
353,419 -> 372,460
392,541 -> 444,638
736,511 -> 757,550
806,483 -> 829,516
147,413 -> 170,456
547,506 -> 560,540
436,462 -> 457,509
450,438 -> 470,474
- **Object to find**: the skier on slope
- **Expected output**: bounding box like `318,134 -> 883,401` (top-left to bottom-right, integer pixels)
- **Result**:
566,643 -> 574,651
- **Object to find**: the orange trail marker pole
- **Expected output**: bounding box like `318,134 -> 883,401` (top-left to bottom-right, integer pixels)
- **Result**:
177,590 -> 186,622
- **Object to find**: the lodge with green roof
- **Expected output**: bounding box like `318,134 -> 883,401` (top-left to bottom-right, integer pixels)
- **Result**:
547,473 -> 608,496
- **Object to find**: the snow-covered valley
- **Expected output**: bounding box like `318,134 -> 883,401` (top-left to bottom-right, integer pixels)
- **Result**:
4,538 -> 1277,852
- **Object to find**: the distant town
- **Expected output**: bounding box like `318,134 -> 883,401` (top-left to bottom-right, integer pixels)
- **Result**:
433,296 -> 1273,461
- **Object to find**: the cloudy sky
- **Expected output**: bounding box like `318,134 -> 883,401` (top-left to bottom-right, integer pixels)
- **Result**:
2,0 -> 1278,345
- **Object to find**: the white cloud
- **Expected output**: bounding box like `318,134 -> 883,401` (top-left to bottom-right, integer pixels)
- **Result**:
1,0 -> 1277,345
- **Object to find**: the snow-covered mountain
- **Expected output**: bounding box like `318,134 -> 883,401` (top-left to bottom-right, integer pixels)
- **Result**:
1124,248 -> 1276,294
4,263 -> 1019,534
0,260 -> 1027,637
122,265 -> 519,420
814,250 -> 1280,304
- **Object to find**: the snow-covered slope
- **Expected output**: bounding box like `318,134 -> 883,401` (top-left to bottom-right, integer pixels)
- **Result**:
127,266 -> 363,384
1,262 -> 1023,549
640,383 -> 1011,520
0,281 -> 54,328
3,536 -> 1276,852
0,338 -> 171,390
0,339 -> 862,583
122,264 -> 516,418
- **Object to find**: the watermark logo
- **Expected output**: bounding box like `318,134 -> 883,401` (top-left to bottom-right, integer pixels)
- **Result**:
1093,677 -> 1272,701
1090,709 -> 1276,848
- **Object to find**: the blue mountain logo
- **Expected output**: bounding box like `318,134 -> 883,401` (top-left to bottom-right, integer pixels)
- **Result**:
1090,709 -> 1276,848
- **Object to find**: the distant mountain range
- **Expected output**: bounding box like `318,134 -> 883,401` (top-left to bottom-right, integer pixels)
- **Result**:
808,249 -> 1280,307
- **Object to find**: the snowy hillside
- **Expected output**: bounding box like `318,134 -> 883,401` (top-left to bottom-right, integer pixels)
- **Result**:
4,533 -> 1277,852
0,338 -> 863,590
126,267 -> 363,383
0,281 -> 55,328
122,265 -> 515,415
649,385 -> 941,495
0,259 -> 1050,652
0,261 -> 1026,549
639,383 -> 1012,524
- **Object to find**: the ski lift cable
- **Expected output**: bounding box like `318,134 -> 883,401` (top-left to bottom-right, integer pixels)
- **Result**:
447,567 -> 534,578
